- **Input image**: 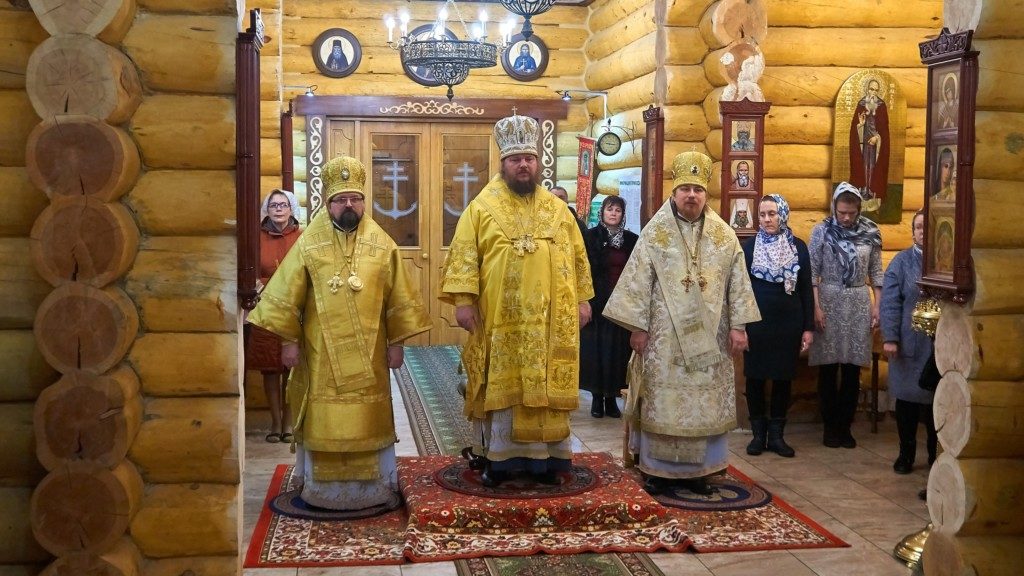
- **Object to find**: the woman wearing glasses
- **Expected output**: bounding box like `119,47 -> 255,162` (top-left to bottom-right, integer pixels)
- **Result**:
246,189 -> 302,443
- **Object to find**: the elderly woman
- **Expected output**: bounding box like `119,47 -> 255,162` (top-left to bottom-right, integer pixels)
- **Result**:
741,195 -> 814,457
880,210 -> 938,474
809,182 -> 883,449
581,195 -> 638,418
245,189 -> 301,443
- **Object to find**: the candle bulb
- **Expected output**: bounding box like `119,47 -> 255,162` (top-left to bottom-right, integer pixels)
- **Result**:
384,15 -> 394,43
399,11 -> 409,36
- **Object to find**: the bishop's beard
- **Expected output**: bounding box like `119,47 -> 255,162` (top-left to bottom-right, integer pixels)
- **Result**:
502,172 -> 538,196
333,209 -> 360,232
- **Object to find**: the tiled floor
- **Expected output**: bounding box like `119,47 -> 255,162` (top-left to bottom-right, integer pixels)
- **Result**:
243,380 -> 927,575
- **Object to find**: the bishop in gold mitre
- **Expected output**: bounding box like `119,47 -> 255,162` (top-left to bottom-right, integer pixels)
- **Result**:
439,113 -> 594,487
249,155 -> 431,511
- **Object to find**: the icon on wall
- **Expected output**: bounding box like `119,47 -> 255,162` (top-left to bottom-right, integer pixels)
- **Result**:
501,33 -> 548,82
402,24 -> 458,87
312,28 -> 361,78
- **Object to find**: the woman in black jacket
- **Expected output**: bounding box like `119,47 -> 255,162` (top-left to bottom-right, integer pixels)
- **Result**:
580,195 -> 639,418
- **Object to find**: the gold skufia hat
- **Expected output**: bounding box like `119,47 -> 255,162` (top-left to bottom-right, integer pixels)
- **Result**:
671,150 -> 713,190
494,114 -> 539,160
322,156 -> 366,200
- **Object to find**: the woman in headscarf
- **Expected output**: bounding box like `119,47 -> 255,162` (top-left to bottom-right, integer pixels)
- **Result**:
245,189 -> 302,443
742,194 -> 814,457
580,195 -> 638,418
880,210 -> 938,475
809,182 -> 883,449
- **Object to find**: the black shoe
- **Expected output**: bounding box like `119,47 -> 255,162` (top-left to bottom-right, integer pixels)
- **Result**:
840,429 -> 857,449
746,418 -> 767,456
642,476 -> 668,496
918,488 -> 927,501
480,464 -> 506,488
680,477 -> 715,496
461,447 -> 488,471
604,397 -> 622,418
532,471 -> 561,485
591,395 -> 605,418
823,425 -> 842,448
767,418 -> 796,458
893,456 -> 914,474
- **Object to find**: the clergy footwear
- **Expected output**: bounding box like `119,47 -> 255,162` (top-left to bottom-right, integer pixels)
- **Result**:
604,396 -> 622,418
822,425 -> 842,448
591,395 -> 605,418
680,477 -> 715,496
532,471 -> 561,485
480,464 -> 506,488
642,476 -> 668,496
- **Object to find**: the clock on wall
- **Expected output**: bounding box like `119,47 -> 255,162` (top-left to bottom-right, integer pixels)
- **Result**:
597,131 -> 621,156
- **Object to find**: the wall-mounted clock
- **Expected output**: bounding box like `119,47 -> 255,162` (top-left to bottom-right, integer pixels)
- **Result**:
597,131 -> 621,156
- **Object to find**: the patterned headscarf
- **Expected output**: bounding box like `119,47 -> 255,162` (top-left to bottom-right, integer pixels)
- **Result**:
822,182 -> 882,286
599,195 -> 626,248
751,194 -> 800,294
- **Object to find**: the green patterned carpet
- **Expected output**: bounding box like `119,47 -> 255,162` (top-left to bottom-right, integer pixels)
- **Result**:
396,345 -> 666,576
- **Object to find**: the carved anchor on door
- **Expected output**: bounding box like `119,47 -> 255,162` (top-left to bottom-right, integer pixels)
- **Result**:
443,161 -> 480,217
373,159 -> 417,219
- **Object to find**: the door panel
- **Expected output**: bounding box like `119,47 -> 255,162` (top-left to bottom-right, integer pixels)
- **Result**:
361,122 -> 431,345
429,124 -> 499,345
331,119 -> 497,345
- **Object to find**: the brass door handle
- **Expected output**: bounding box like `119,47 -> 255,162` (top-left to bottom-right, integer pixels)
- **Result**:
422,252 -> 429,260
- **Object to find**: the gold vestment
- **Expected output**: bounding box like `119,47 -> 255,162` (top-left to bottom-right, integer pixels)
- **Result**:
440,176 -> 594,444
249,212 -> 431,481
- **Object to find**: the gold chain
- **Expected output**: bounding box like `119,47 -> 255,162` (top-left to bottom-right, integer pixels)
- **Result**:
512,193 -> 538,257
680,220 -> 707,293
328,230 -> 363,293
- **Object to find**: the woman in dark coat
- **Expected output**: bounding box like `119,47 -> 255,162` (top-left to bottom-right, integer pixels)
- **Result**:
742,194 -> 814,456
581,195 -> 638,418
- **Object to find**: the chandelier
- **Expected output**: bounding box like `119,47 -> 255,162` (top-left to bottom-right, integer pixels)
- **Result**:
500,0 -> 556,40
385,1 -> 516,101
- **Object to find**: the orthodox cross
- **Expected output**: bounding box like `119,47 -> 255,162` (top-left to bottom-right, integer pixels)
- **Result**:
374,160 -> 417,219
362,232 -> 389,258
444,162 -> 479,217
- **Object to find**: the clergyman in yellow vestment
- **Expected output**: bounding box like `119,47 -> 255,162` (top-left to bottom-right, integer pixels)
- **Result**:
439,113 -> 595,487
249,156 -> 431,511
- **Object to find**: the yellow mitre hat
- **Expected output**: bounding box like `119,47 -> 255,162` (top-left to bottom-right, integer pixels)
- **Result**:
322,156 -> 367,199
671,150 -> 713,190
494,114 -> 539,160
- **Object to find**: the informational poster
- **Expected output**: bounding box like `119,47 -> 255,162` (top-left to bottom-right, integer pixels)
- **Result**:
617,172 -> 642,233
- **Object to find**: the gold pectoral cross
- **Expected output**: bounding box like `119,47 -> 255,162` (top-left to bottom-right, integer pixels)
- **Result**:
682,273 -> 708,293
328,272 -> 343,294
512,234 -> 537,257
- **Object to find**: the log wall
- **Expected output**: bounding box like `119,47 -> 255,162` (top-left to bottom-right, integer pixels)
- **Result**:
0,3 -> 49,573
15,0 -> 243,574
923,4 -> 1024,574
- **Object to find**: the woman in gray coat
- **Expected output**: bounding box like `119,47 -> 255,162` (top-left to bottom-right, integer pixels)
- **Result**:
880,211 -> 937,474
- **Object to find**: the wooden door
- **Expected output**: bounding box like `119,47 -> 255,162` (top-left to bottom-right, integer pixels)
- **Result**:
335,120 -> 498,345
360,122 -> 431,345
428,123 -> 500,345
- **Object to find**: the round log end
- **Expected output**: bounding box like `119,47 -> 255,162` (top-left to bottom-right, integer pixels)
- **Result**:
933,371 -> 969,458
927,453 -> 966,534
935,302 -> 974,377
30,197 -> 140,288
30,461 -> 138,556
33,284 -> 139,375
34,369 -> 141,470
26,116 -> 140,201
26,35 -> 142,124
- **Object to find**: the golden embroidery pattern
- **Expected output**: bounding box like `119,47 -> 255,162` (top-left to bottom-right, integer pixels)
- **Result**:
512,194 -> 539,257
680,220 -> 707,293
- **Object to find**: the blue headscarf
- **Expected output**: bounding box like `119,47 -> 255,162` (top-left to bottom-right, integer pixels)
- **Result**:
751,194 -> 800,294
822,182 -> 882,286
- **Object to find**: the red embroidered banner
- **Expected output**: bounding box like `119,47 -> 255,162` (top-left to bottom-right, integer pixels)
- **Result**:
576,136 -> 596,222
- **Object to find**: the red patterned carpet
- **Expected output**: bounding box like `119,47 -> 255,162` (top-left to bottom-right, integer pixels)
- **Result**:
245,453 -> 845,568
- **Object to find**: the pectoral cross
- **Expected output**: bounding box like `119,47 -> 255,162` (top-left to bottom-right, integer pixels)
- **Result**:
681,274 -> 707,293
328,272 -> 343,294
512,235 -> 537,257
